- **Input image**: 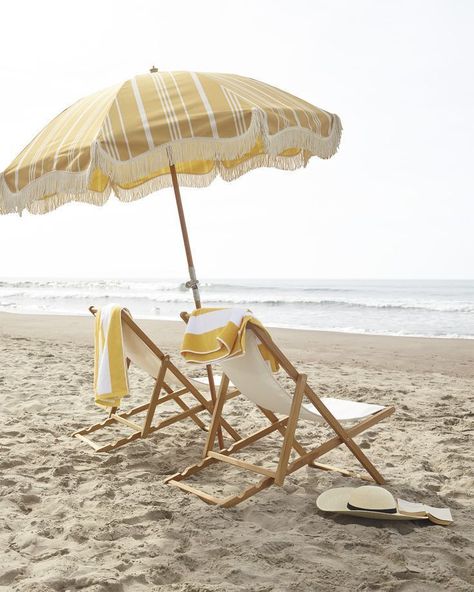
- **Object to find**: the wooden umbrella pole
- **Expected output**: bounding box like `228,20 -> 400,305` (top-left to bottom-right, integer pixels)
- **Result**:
170,164 -> 201,309
169,164 -> 224,449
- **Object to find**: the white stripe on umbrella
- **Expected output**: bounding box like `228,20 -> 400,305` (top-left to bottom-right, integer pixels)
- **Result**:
131,76 -> 155,150
190,72 -> 219,139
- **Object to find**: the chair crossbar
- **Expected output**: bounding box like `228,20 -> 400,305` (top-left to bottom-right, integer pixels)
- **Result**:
309,461 -> 374,482
110,414 -> 143,431
207,451 -> 277,478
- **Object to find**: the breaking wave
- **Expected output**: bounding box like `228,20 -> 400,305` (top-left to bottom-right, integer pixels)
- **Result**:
1,278 -> 473,338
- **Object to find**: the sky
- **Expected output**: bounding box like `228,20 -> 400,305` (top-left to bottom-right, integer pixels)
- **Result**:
0,0 -> 472,280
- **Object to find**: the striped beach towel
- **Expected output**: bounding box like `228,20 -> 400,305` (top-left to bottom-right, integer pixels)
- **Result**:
93,304 -> 129,408
181,307 -> 279,371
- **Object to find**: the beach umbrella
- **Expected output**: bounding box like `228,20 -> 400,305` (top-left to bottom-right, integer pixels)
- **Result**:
0,69 -> 341,448
0,69 -> 342,308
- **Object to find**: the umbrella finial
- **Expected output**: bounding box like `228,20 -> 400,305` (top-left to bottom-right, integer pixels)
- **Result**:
150,65 -> 158,73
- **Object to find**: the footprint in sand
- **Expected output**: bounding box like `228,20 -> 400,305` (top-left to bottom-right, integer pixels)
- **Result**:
259,540 -> 292,554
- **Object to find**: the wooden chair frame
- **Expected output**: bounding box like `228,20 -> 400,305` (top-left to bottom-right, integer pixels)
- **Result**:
73,307 -> 242,453
166,323 -> 395,507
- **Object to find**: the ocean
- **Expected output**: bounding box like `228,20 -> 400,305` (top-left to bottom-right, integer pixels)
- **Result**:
0,278 -> 473,339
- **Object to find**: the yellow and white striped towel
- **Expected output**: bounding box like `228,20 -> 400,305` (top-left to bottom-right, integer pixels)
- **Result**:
181,307 -> 279,371
93,304 -> 129,408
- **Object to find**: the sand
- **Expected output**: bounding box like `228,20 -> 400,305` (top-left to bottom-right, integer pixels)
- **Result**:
0,311 -> 473,592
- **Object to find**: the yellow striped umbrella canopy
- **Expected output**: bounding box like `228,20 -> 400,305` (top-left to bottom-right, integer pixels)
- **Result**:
0,71 -> 341,215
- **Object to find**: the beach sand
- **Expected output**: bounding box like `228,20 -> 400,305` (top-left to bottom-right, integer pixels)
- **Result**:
0,311 -> 473,591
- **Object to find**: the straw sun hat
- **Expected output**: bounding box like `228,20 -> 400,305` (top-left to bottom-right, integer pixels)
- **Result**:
316,485 -> 428,521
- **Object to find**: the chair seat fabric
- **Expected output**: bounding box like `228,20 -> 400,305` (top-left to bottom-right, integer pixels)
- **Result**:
219,329 -> 385,423
303,398 -> 385,423
189,374 -> 234,391
123,322 -> 181,387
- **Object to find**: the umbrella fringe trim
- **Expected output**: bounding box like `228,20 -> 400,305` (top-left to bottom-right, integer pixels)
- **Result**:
0,170 -> 107,216
0,113 -> 342,215
112,153 -> 310,202
92,111 -> 342,184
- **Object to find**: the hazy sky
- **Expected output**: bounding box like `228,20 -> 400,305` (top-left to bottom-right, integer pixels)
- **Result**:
0,0 -> 472,280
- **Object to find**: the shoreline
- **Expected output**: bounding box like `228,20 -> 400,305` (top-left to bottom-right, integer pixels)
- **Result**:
1,308 -> 473,341
1,311 -> 473,378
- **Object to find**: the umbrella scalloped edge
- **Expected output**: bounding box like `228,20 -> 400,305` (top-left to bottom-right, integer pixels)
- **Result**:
0,110 -> 342,216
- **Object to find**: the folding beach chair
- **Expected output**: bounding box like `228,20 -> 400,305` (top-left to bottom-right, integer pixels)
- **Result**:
167,320 -> 395,507
73,307 -> 241,453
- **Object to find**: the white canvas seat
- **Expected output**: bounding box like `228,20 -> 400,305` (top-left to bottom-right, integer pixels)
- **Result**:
189,374 -> 233,391
220,331 -> 384,423
167,319 -> 395,507
122,319 -> 181,388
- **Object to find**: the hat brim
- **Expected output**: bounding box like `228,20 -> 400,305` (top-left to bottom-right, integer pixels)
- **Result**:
316,487 -> 427,521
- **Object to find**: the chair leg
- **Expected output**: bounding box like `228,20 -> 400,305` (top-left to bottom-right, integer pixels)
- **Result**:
308,461 -> 374,482
286,406 -> 395,483
274,374 -> 306,486
173,394 -> 208,431
206,365 -> 225,449
303,387 -> 386,483
203,374 -> 229,456
257,406 -> 308,457
141,356 -> 169,437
